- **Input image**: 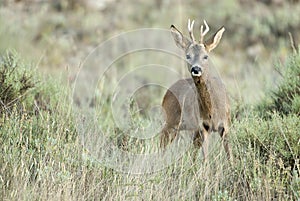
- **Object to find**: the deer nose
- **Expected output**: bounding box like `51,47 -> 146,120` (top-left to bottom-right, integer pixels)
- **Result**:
191,66 -> 202,77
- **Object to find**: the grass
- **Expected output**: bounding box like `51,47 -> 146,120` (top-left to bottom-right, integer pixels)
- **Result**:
0,48 -> 299,200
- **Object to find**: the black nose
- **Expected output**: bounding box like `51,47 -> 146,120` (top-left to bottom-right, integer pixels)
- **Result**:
191,66 -> 202,76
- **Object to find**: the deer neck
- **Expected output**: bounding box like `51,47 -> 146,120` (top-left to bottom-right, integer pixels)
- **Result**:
193,75 -> 212,120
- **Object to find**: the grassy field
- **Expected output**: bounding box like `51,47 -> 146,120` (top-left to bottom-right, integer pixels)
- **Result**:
0,1 -> 300,200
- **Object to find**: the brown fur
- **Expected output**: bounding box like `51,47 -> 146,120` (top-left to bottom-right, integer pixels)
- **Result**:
160,20 -> 231,161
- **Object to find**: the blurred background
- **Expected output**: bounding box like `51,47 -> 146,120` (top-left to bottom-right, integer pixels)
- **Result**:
1,0 -> 300,105
1,1 -> 299,200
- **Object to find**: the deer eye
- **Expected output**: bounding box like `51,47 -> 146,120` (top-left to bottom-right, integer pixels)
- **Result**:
203,55 -> 208,60
186,54 -> 191,60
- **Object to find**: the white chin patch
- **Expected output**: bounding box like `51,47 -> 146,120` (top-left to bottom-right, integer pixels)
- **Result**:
191,72 -> 202,77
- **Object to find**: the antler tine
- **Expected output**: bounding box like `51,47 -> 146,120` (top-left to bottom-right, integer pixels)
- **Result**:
200,20 -> 210,44
202,20 -> 210,36
188,18 -> 196,43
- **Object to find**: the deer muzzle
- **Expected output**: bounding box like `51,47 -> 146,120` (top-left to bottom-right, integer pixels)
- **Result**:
191,66 -> 202,77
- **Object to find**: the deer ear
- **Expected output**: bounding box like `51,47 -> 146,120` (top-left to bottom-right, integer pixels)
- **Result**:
170,25 -> 191,50
205,26 -> 225,52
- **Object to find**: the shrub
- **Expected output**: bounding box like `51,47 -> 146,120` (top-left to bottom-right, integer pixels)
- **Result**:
233,113 -> 299,168
231,50 -> 300,199
238,48 -> 300,169
0,51 -> 36,114
257,49 -> 300,117
0,51 -> 78,199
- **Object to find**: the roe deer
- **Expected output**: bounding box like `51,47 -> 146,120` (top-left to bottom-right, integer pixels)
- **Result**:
160,19 -> 231,160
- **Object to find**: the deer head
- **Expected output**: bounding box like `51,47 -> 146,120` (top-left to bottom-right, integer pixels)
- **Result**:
170,19 -> 225,78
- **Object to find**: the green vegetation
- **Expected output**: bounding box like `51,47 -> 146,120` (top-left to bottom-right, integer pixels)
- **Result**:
257,51 -> 300,116
0,51 -> 36,113
0,49 -> 299,200
0,51 -> 79,199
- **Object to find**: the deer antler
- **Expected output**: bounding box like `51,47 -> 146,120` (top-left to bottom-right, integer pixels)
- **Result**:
188,19 -> 196,43
200,20 -> 210,44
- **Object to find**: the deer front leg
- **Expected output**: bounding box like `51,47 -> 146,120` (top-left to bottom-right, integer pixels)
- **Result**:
192,129 -> 202,162
201,128 -> 209,161
218,125 -> 232,161
193,125 -> 210,161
